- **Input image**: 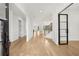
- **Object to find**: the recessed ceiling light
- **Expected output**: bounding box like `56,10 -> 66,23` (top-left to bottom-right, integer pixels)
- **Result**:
40,10 -> 43,13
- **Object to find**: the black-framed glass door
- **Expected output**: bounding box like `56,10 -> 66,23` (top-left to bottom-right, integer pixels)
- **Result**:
58,14 -> 68,45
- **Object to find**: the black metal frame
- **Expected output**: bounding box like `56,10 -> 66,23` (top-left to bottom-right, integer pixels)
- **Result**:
4,3 -> 10,56
0,3 -> 9,56
58,14 -> 68,45
58,3 -> 74,45
59,3 -> 74,14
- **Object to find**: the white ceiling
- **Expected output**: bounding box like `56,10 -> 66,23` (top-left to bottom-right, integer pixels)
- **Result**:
15,3 -> 70,22
61,3 -> 79,14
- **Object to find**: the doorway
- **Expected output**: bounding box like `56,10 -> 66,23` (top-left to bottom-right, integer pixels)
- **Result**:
18,20 -> 21,38
58,14 -> 68,45
0,19 -> 9,56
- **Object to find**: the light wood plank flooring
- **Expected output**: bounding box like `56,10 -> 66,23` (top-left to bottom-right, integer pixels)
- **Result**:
10,32 -> 79,56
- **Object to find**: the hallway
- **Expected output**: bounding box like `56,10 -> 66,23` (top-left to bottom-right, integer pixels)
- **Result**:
10,32 -> 79,56
1,3 -> 79,56
10,32 -> 54,56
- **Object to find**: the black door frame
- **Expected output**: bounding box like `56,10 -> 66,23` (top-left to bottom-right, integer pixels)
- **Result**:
58,14 -> 68,45
0,3 -> 10,56
3,3 -> 10,56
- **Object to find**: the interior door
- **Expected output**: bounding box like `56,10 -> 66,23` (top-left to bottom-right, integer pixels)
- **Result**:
58,14 -> 68,45
18,20 -> 21,38
0,19 -> 9,56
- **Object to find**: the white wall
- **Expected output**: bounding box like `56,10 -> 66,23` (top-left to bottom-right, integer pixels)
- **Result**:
26,16 -> 33,41
14,3 -> 34,42
68,13 -> 79,41
9,3 -> 33,42
44,14 -> 58,44
61,4 -> 79,41
32,14 -> 58,44
52,14 -> 58,44
0,3 -> 6,19
9,4 -> 26,42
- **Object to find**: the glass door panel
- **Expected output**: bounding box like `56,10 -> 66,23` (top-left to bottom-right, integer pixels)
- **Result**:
58,14 -> 68,45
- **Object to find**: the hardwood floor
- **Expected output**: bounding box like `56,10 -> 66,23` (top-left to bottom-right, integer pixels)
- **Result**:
10,32 -> 79,56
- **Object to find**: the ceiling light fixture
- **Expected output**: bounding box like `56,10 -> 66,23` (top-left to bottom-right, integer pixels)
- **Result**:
40,10 -> 43,13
